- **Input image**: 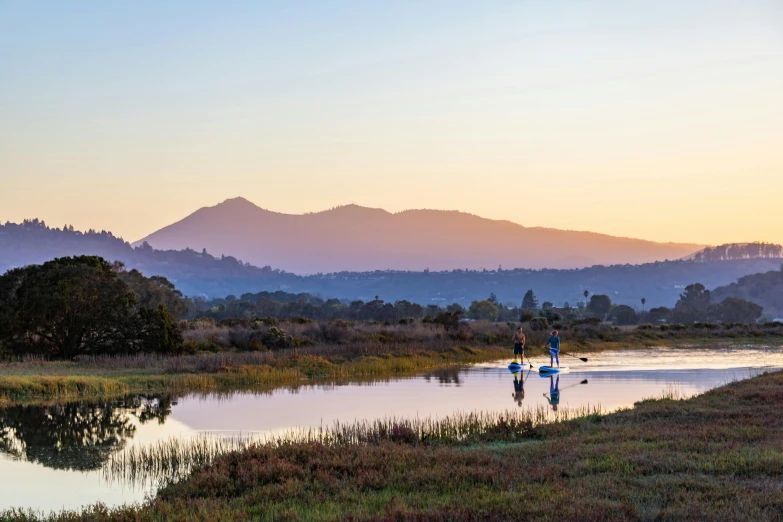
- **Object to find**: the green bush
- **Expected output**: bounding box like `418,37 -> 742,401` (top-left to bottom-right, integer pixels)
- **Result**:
528,317 -> 550,331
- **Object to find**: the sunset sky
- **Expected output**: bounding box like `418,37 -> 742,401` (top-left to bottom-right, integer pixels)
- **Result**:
1,0 -> 781,245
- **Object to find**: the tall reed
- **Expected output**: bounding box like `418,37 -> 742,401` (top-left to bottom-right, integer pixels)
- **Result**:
102,405 -> 601,488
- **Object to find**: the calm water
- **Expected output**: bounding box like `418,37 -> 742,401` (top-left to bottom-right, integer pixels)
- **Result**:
2,346 -> 782,513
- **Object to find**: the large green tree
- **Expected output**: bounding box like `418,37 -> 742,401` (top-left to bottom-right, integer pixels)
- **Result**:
0,256 -> 137,358
468,300 -> 499,321
674,283 -> 711,323
0,256 -> 183,358
521,289 -> 539,311
587,294 -> 612,319
117,265 -> 188,319
708,297 -> 763,324
612,305 -> 638,325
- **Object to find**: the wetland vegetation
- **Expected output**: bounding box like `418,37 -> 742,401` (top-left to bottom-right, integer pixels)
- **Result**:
2,315 -> 782,402
4,368 -> 783,521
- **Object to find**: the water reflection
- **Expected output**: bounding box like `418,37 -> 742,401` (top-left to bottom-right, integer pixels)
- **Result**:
544,375 -> 560,411
0,395 -> 173,471
424,368 -> 462,385
511,371 -> 528,407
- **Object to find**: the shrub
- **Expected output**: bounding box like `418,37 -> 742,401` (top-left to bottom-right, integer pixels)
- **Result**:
519,310 -> 536,322
218,318 -> 257,328
331,319 -> 354,328
570,318 -> 603,327
432,312 -> 462,331
528,317 -> 550,331
693,322 -> 719,330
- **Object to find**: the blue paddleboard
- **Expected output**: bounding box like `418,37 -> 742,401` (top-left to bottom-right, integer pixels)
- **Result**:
538,366 -> 570,374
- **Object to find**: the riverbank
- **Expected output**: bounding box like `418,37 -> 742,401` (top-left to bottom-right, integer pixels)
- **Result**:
2,329 -> 782,402
0,344 -> 509,402
5,368 -> 783,520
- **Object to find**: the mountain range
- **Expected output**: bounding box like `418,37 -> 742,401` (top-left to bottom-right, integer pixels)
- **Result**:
2,219 -> 781,309
135,198 -> 702,273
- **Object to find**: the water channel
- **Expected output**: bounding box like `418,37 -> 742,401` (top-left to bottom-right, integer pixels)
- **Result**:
2,346 -> 782,513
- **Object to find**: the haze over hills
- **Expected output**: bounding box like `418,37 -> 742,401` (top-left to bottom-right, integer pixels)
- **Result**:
135,198 -> 702,273
2,220 -> 781,309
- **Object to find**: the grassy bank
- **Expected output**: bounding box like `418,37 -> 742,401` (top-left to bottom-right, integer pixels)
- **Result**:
5,369 -> 783,521
2,317 -> 782,401
0,344 -> 508,402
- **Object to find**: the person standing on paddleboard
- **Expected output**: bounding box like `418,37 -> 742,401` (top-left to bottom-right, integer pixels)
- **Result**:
512,326 -> 526,364
544,330 -> 561,368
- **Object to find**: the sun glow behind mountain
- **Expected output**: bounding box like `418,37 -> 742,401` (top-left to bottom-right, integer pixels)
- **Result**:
1,1 -> 781,245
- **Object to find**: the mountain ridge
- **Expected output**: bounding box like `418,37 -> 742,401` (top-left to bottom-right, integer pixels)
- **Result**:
134,197 -> 703,273
2,220 -> 779,308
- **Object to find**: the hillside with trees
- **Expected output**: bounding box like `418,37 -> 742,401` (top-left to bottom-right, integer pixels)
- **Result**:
0,219 -> 300,298
711,266 -> 783,318
692,243 -> 783,261
2,220 -> 781,309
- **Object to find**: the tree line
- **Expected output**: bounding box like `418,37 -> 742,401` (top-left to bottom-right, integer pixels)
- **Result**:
693,243 -> 783,262
0,256 -> 770,360
196,286 -> 765,327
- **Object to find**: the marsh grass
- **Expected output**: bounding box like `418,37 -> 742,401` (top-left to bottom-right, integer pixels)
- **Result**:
1,315 -> 781,402
5,370 -> 783,520
0,344 -> 508,401
102,406 -> 600,488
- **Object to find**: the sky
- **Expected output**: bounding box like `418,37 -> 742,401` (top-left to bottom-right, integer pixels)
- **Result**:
1,0 -> 781,245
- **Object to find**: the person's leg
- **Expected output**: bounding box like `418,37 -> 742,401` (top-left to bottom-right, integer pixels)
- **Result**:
550,350 -> 554,367
555,352 -> 560,367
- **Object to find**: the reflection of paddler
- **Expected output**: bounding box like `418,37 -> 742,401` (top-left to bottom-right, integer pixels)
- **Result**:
512,371 -> 525,406
543,375 -> 560,411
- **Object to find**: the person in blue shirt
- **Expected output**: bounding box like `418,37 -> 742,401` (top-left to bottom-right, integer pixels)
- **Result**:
544,330 -> 561,368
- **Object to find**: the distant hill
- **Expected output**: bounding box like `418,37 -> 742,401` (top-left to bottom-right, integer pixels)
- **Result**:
3,219 -> 782,309
0,219 -> 300,298
684,242 -> 783,261
134,197 -> 703,273
712,266 -> 783,318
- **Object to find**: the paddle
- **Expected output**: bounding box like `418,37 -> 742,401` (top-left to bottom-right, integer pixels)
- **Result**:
542,379 -> 588,399
558,379 -> 589,391
560,351 -> 588,363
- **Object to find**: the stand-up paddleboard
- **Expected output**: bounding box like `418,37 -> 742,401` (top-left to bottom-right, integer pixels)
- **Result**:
538,366 -> 569,374
508,362 -> 525,372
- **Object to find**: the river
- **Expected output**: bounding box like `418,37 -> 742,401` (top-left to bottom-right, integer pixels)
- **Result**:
1,345 -> 782,513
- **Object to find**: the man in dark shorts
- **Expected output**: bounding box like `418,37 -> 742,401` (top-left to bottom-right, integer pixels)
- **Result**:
512,326 -> 526,364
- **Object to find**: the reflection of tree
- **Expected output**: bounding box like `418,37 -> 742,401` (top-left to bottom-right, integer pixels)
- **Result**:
424,368 -> 461,385
0,395 -> 173,471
